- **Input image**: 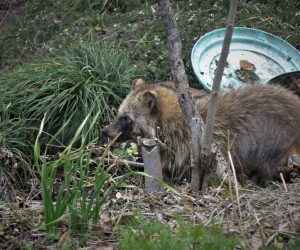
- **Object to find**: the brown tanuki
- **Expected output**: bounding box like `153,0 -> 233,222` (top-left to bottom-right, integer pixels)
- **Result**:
102,79 -> 300,186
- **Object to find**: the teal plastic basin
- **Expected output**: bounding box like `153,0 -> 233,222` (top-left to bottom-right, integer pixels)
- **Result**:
191,27 -> 300,92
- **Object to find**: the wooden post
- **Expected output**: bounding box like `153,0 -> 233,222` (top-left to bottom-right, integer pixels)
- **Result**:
141,138 -> 164,192
190,117 -> 203,189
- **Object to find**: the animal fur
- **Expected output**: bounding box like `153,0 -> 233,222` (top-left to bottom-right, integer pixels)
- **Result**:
102,79 -> 300,186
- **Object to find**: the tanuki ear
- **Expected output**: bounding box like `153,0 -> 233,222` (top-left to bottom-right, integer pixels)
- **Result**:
132,78 -> 146,90
143,90 -> 158,114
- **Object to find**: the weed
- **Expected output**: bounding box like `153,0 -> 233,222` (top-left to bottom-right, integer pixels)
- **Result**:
34,113 -> 117,236
113,142 -> 139,159
119,214 -> 240,250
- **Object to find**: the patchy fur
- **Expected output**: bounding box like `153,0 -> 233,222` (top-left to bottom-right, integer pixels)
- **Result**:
197,85 -> 300,185
102,80 -> 300,186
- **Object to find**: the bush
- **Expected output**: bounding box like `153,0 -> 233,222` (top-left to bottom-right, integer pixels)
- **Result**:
1,41 -> 137,149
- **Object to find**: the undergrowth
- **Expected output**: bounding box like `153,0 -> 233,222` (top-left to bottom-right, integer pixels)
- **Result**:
0,40 -> 137,189
0,104 -> 34,188
119,214 -> 240,250
0,105 -> 32,163
34,113 -> 116,239
1,41 -> 136,151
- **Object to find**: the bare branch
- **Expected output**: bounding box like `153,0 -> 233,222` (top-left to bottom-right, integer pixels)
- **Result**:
200,0 -> 238,189
157,0 -> 196,125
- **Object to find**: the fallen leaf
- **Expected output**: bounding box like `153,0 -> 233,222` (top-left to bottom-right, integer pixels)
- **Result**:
240,60 -> 256,72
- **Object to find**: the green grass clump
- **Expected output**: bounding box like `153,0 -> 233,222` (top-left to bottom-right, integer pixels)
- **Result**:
0,106 -> 32,162
1,41 -> 136,149
119,215 -> 240,250
34,113 -> 116,236
0,105 -> 34,188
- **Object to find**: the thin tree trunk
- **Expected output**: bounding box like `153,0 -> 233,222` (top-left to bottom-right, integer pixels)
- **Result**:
158,0 -> 236,190
200,0 -> 238,191
157,0 -> 196,124
158,0 -> 203,190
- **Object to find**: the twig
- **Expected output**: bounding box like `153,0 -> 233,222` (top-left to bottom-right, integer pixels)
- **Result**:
280,173 -> 288,192
225,131 -> 251,248
255,211 -> 266,247
265,231 -> 279,246
227,131 -> 234,203
92,157 -> 144,168
228,150 -> 241,219
228,149 -> 251,248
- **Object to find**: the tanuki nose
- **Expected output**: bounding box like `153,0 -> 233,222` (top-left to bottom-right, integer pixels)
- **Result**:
101,128 -> 108,138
